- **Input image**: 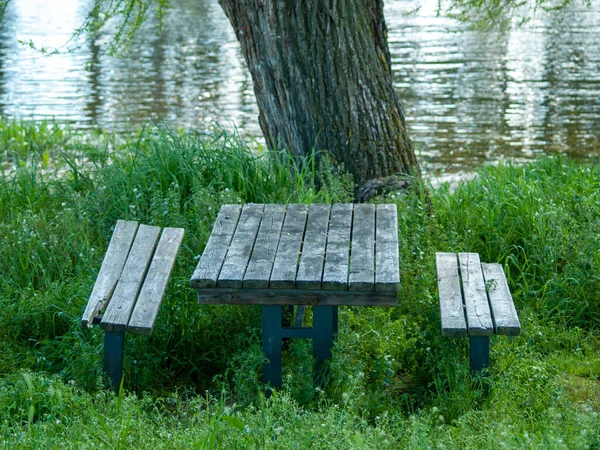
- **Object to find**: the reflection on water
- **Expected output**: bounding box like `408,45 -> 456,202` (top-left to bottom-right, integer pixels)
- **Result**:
0,0 -> 599,180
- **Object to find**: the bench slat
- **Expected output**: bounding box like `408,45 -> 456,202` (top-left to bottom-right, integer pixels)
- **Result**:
270,204 -> 309,288
101,225 -> 161,332
218,204 -> 264,288
82,220 -> 138,328
322,204 -> 353,290
481,263 -> 521,336
296,204 -> 331,289
458,252 -> 494,336
190,204 -> 242,288
243,204 -> 286,289
349,204 -> 375,290
375,204 -> 400,292
128,227 -> 185,335
436,252 -> 468,336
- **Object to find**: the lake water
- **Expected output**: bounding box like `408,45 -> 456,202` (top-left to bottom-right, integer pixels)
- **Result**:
1,0 -> 599,181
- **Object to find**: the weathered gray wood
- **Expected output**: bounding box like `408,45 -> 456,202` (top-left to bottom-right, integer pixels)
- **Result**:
458,252 -> 494,336
375,204 -> 400,292
296,204 -> 331,289
190,204 -> 242,288
128,227 -> 185,335
101,225 -> 161,332
322,204 -> 353,290
196,288 -> 398,306
243,204 -> 286,289
349,204 -> 375,290
270,204 -> 309,288
82,220 -> 138,328
218,204 -> 264,288
436,253 -> 468,337
481,263 -> 521,336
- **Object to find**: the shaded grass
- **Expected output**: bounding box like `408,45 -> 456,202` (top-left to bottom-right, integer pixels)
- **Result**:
0,121 -> 598,448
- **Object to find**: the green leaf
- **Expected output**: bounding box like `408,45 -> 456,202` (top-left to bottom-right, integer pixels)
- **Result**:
222,414 -> 245,431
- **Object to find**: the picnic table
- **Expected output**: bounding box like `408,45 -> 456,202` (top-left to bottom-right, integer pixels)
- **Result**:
190,203 -> 400,387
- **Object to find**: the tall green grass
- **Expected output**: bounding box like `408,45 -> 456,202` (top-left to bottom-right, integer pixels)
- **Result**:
0,121 -> 598,448
432,160 -> 600,326
0,122 -> 353,391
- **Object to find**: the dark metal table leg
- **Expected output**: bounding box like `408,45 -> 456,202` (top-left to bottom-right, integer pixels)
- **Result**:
313,306 -> 335,386
262,305 -> 283,388
470,335 -> 490,373
103,331 -> 125,392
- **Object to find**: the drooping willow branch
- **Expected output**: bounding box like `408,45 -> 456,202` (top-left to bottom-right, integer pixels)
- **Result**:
17,0 -> 170,56
438,0 -> 591,32
11,0 -> 589,55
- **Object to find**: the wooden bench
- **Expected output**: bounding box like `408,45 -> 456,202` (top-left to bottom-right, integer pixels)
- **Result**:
191,203 -> 400,388
81,220 -> 184,390
436,252 -> 520,373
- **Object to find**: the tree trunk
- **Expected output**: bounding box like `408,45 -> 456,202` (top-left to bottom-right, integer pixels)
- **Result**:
218,0 -> 420,193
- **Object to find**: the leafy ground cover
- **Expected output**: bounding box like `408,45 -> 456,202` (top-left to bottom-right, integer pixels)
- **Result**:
0,120 -> 598,448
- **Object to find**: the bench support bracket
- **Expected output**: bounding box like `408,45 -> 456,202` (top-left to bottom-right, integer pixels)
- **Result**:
469,335 -> 490,373
262,305 -> 338,390
103,331 -> 125,392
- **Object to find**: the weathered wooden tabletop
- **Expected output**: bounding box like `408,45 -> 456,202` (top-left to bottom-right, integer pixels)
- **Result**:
190,203 -> 400,306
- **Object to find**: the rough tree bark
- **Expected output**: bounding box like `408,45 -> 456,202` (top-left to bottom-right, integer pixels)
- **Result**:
218,0 -> 420,197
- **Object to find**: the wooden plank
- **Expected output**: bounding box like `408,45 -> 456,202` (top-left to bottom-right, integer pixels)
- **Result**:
218,204 -> 264,288
348,204 -> 375,290
100,225 -> 161,332
375,204 -> 400,292
296,204 -> 331,289
270,204 -> 309,288
243,204 -> 286,289
195,288 -> 397,306
190,204 -> 242,288
458,252 -> 494,336
436,253 -> 468,337
481,263 -> 521,336
322,204 -> 353,290
81,220 -> 138,328
128,227 -> 185,335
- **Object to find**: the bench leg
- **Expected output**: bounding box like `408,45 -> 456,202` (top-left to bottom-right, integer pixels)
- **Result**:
103,331 -> 125,392
469,335 -> 490,373
262,305 -> 283,388
313,306 -> 337,386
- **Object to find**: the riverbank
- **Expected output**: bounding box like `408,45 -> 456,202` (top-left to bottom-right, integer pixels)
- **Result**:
1,122 -> 598,448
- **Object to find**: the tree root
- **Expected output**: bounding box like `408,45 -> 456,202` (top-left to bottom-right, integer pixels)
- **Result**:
355,174 -> 415,202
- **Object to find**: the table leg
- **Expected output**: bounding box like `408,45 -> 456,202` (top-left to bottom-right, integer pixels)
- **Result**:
262,305 -> 282,387
313,306 -> 336,385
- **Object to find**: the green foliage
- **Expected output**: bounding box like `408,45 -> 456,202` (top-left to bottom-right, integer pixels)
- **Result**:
0,121 -> 599,447
17,0 -> 170,56
440,0 -> 593,32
